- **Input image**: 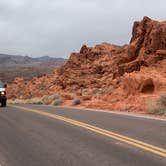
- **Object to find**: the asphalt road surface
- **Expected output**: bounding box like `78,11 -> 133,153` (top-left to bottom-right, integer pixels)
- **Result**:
0,104 -> 165,166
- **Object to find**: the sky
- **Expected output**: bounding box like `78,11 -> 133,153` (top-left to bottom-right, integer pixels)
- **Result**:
0,0 -> 165,58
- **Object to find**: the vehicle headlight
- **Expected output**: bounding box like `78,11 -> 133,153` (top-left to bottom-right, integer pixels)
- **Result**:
1,92 -> 5,95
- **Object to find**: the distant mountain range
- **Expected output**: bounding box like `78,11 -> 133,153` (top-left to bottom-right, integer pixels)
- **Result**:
0,54 -> 66,83
0,54 -> 66,66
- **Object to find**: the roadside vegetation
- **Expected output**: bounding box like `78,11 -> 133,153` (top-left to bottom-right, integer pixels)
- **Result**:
8,94 -> 64,106
72,98 -> 81,105
149,93 -> 166,114
8,93 -> 83,106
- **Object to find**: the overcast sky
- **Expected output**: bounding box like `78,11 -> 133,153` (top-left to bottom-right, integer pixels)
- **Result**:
0,0 -> 165,58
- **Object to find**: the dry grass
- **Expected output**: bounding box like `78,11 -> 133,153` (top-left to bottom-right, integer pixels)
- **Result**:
148,93 -> 166,114
8,94 -> 64,106
51,98 -> 63,106
8,99 -> 28,104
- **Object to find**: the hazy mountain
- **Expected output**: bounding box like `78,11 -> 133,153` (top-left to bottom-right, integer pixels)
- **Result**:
0,54 -> 66,66
0,54 -> 66,82
34,56 -> 65,62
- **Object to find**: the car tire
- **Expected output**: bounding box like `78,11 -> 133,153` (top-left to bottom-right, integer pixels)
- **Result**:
1,98 -> 7,107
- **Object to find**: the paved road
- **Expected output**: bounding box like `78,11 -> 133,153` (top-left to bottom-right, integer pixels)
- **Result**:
0,104 -> 165,166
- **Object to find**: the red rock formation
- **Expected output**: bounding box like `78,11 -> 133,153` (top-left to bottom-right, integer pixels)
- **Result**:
7,17 -> 166,113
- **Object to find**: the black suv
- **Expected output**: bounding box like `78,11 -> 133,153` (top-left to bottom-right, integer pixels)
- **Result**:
0,81 -> 7,107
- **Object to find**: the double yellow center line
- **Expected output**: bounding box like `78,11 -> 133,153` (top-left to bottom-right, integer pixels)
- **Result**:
11,105 -> 166,158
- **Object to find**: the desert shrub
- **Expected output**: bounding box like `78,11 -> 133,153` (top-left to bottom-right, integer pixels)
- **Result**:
48,94 -> 61,101
149,103 -> 166,114
38,86 -> 48,91
41,95 -> 50,104
51,98 -> 63,106
148,93 -> 166,114
27,98 -> 43,104
81,89 -> 92,96
37,80 -> 48,91
41,94 -> 62,105
159,93 -> 166,107
8,99 -> 24,104
9,94 -> 64,106
13,99 -> 28,104
8,98 -> 43,104
72,98 -> 81,105
92,88 -> 105,99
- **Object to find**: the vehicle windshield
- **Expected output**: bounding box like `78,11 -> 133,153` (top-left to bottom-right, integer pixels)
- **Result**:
0,81 -> 4,88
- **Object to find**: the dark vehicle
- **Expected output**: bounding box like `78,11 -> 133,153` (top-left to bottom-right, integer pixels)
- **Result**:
0,81 -> 7,107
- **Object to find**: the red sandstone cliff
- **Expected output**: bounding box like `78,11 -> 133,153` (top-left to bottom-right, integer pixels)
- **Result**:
7,17 -> 166,113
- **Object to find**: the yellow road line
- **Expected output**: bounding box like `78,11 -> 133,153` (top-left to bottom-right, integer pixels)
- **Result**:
11,105 -> 166,158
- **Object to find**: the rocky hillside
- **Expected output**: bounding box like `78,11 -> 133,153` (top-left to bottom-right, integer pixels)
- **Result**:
7,17 -> 166,113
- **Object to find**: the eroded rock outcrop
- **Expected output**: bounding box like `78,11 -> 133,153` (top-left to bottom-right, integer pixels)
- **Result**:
7,17 -> 166,112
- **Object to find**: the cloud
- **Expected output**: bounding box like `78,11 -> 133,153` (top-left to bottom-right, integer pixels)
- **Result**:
0,0 -> 165,58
